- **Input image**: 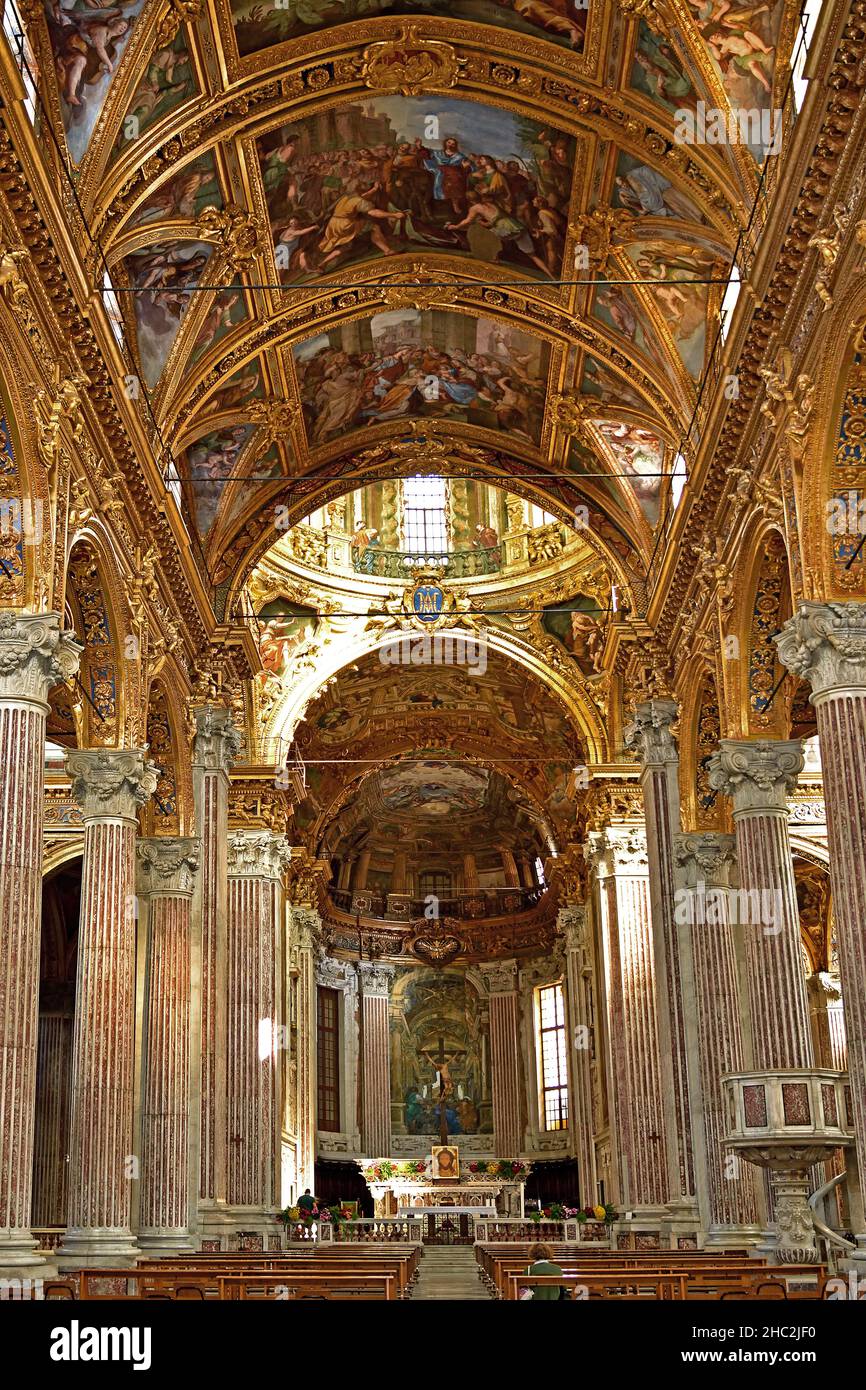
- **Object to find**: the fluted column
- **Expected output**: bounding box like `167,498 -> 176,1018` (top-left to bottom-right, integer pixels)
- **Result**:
191,706 -> 240,1230
480,960 -> 523,1156
136,838 -> 200,1252
807,973 -> 847,1071
559,906 -> 598,1206
32,1015 -> 73,1229
625,700 -> 700,1219
358,963 -> 395,1158
292,908 -> 320,1194
463,853 -> 479,892
0,613 -> 81,1273
58,749 -> 157,1267
674,833 -> 762,1246
776,602 -> 866,1258
501,848 -> 520,888
586,827 -> 667,1214
708,740 -> 812,1069
225,831 -> 290,1217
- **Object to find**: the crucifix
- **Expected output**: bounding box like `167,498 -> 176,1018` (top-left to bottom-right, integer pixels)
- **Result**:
423,1035 -> 466,1150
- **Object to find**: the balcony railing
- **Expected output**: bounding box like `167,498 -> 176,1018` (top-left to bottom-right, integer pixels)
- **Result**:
351,545 -> 501,580
329,885 -> 544,922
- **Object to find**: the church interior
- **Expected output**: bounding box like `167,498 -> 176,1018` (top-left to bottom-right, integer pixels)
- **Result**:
3,0 -> 866,1315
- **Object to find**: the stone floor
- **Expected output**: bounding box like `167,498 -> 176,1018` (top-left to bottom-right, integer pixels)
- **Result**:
410,1245 -> 494,1300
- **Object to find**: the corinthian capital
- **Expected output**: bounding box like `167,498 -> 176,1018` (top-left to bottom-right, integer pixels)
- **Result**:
624,698 -> 679,766
776,602 -> 866,699
137,836 -> 201,897
674,831 -> 736,889
558,904 -> 590,952
480,959 -> 518,995
357,961 -> 395,997
707,739 -> 803,815
192,703 -> 242,773
226,829 -> 291,881
66,748 -> 158,820
0,611 -> 83,705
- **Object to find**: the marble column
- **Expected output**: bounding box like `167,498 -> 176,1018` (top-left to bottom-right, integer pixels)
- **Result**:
31,1014 -> 73,1229
225,831 -> 290,1217
481,960 -> 523,1156
58,749 -> 157,1267
463,853 -> 479,892
586,827 -> 668,1214
501,849 -> 520,888
776,602 -> 866,1259
191,706 -> 240,1231
559,906 -> 598,1207
291,908 -> 320,1194
708,740 -> 813,1069
358,963 -> 395,1158
808,973 -> 847,1072
0,613 -> 81,1273
136,838 -> 200,1252
625,700 -> 700,1221
674,832 -> 762,1246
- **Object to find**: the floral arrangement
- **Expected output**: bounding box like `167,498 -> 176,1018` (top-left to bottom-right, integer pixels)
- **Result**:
362,1159 -> 426,1181
466,1160 -> 528,1179
279,1203 -> 355,1229
529,1203 -> 617,1225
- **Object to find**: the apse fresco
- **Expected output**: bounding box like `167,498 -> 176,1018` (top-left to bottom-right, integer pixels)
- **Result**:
541,593 -> 605,673
257,97 -> 574,282
631,19 -> 699,115
377,762 -> 490,817
256,597 -> 319,681
293,309 -> 550,445
128,152 -> 221,229
186,424 -> 253,532
114,30 -> 196,152
231,0 -> 588,58
390,969 -> 492,1137
45,0 -> 146,164
591,420 -> 667,526
124,241 -> 212,387
612,151 -> 706,224
622,239 -> 716,380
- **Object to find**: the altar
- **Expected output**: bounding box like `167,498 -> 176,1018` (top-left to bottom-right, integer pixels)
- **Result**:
361,1169 -> 528,1221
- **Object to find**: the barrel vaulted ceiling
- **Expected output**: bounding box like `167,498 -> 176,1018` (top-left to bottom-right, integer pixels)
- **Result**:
31,0 -> 798,602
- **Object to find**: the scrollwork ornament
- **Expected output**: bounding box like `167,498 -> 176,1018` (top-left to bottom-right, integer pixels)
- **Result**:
775,602 -> 866,698
0,612 -> 83,703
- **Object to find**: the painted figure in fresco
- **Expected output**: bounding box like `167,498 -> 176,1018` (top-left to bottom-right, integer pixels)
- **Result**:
257,614 -> 314,681
614,164 -> 701,221
126,39 -> 191,126
596,286 -> 638,340
193,291 -> 241,358
473,522 -> 499,551
48,3 -> 133,109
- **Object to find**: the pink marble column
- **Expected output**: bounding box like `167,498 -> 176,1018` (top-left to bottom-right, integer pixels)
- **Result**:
191,706 -> 240,1230
708,740 -> 813,1070
777,602 -> 866,1260
808,973 -> 847,1071
136,838 -> 200,1252
291,909 -> 320,1196
626,700 -> 699,1220
358,962 -> 394,1158
32,1014 -> 73,1229
226,831 -> 290,1217
58,749 -> 157,1267
481,961 -> 523,1156
674,832 -> 762,1246
587,828 -> 668,1214
0,613 -> 81,1273
559,905 -> 598,1207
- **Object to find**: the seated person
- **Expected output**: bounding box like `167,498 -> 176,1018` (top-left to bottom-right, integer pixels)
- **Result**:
526,1242 -> 565,1301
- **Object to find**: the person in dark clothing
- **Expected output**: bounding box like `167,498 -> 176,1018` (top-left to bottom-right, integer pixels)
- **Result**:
526,1241 -> 566,1300
297,1188 -> 316,1215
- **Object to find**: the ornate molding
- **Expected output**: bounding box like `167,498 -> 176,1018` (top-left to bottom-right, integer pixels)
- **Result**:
361,25 -> 460,97
708,740 -> 804,815
136,836 -> 201,897
0,611 -> 82,705
226,829 -> 291,881
66,748 -> 158,821
776,602 -> 866,698
624,698 -> 679,767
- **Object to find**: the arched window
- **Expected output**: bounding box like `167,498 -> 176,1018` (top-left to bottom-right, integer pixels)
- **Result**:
402,475 -> 448,551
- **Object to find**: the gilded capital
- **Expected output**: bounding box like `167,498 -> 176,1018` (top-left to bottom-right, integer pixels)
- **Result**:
0,611 -> 82,707
192,704 -> 242,774
776,602 -> 866,699
137,836 -> 201,897
674,831 -> 736,890
66,748 -> 158,821
226,829 -> 291,881
707,740 -> 803,815
624,698 -> 679,767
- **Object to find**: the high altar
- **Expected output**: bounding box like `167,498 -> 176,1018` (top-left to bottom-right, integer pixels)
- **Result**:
362,1159 -> 528,1220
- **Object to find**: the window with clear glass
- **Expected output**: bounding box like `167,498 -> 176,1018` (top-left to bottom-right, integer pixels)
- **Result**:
536,983 -> 568,1131
402,475 -> 448,551
317,987 -> 340,1132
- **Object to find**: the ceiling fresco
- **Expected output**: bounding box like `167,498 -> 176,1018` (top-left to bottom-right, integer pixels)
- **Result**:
25,1 -> 800,594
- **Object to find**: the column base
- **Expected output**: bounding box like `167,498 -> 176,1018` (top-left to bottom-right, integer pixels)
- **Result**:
0,1232 -> 48,1274
56,1228 -> 140,1269
704,1224 -> 765,1251
137,1231 -> 197,1255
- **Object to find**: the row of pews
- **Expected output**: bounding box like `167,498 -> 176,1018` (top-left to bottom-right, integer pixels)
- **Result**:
37,1246 -> 422,1301
476,1244 -> 830,1300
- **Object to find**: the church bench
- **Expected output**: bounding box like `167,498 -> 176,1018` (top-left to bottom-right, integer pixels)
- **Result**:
136,1256 -> 417,1296
62,1268 -> 399,1301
